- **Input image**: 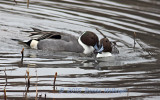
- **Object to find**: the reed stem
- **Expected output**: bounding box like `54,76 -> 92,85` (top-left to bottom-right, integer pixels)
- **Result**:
4,88 -> 7,100
26,68 -> 30,87
27,0 -> 29,8
21,48 -> 24,63
53,72 -> 57,92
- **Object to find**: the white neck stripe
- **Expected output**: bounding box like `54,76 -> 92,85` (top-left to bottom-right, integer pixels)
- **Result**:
78,32 -> 94,54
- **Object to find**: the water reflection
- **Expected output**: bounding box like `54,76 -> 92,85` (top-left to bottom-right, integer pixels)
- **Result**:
0,0 -> 160,99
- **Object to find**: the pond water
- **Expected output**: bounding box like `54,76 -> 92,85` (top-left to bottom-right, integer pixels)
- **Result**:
0,0 -> 160,99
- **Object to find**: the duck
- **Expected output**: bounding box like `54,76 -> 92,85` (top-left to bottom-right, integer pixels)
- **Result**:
13,28 -> 99,55
96,37 -> 119,58
92,28 -> 119,58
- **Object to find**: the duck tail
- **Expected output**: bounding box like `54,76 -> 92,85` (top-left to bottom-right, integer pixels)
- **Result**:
11,38 -> 23,42
22,27 -> 42,32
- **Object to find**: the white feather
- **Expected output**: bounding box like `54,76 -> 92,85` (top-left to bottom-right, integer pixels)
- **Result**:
78,32 -> 94,54
97,52 -> 112,58
30,40 -> 38,49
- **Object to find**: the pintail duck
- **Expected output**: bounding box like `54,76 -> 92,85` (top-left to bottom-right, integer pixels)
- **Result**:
13,28 -> 99,55
12,28 -> 119,57
96,38 -> 119,58
94,28 -> 119,58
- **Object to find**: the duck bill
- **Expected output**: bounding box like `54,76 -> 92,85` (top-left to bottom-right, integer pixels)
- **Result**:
93,44 -> 104,63
93,44 -> 104,54
97,45 -> 104,53
94,43 -> 99,51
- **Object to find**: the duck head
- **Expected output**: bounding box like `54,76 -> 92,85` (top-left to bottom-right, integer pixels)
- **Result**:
99,38 -> 112,52
96,37 -> 112,57
78,31 -> 99,54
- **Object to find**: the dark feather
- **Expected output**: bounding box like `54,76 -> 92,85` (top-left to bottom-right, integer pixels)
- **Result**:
31,28 -> 42,32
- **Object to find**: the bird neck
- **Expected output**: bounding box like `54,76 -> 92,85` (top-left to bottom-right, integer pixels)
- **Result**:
78,35 -> 94,54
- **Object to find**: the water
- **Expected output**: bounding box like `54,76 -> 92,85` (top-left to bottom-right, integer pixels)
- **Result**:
0,0 -> 160,99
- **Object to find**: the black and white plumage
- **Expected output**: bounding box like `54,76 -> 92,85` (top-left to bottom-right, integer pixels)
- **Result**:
12,28 -> 119,57
17,28 -> 99,55
96,37 -> 119,58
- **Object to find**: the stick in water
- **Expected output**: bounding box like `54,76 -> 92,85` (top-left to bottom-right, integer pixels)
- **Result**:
53,72 -> 57,92
26,68 -> 30,87
27,0 -> 29,8
133,32 -> 136,48
4,88 -> 7,100
21,48 -> 24,63
4,68 -> 7,87
96,28 -> 106,38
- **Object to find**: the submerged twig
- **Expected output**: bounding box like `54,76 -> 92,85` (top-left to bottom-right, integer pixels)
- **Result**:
35,69 -> 38,100
53,72 -> 57,92
26,68 -> 30,87
136,40 -> 152,56
4,68 -> 7,87
133,32 -> 136,49
39,94 -> 42,99
96,28 -> 106,38
25,68 -> 30,100
35,86 -> 38,100
45,94 -> 46,99
127,88 -> 129,97
21,48 -> 24,63
24,85 -> 29,100
132,32 -> 151,55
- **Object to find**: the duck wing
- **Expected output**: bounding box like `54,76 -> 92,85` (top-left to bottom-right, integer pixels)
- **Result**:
36,33 -> 61,41
23,28 -> 68,40
23,28 -> 62,36
23,28 -> 78,42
